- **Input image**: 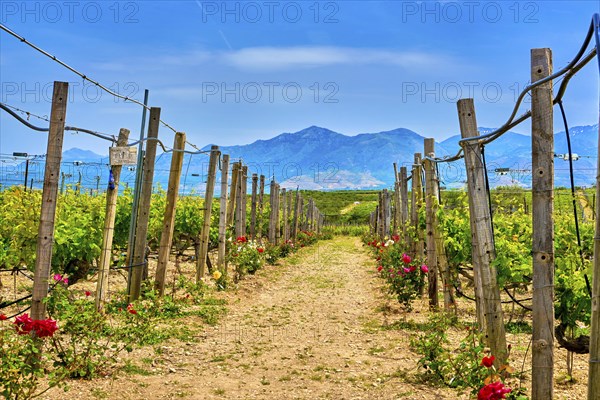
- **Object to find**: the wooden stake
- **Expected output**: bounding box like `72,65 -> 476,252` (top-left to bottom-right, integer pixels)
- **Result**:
31,81 -> 68,320
258,175 -> 265,240
400,167 -> 409,243
196,145 -> 220,282
154,132 -> 186,296
129,107 -> 161,302
281,188 -> 287,242
458,98 -> 507,367
218,155 -> 230,275
530,48 -> 554,400
96,128 -> 130,310
227,162 -> 239,224
589,107 -> 600,400
292,190 -> 300,241
411,154 -> 424,259
241,166 -> 248,236
423,139 -> 439,309
250,174 -> 258,240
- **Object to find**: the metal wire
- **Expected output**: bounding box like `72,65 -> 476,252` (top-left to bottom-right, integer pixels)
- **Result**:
424,15 -> 599,164
0,23 -> 178,134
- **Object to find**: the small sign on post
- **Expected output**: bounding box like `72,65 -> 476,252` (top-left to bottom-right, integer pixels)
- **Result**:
110,146 -> 137,166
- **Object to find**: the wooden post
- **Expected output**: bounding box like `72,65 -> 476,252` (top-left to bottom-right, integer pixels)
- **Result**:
275,184 -> 281,243
589,107 -> 600,400
129,107 -> 161,302
393,163 -> 400,235
31,81 -> 68,320
250,174 -> 258,240
257,175 -> 265,240
423,139 -> 439,309
292,190 -> 300,240
154,132 -> 186,296
241,166 -> 248,236
400,167 -> 409,243
235,164 -> 244,238
458,98 -> 507,367
281,188 -> 287,242
227,162 -> 239,225
196,145 -> 220,281
531,48 -> 554,400
411,154 -> 424,259
269,180 -> 277,243
96,128 -> 130,310
218,155 -> 230,276
287,190 -> 293,241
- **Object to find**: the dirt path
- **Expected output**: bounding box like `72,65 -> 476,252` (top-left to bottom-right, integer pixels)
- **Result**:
43,237 -> 463,400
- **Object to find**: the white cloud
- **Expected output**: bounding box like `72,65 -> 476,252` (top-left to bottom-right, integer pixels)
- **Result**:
219,46 -> 452,71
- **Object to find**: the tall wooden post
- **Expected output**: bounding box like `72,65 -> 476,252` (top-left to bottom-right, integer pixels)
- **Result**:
292,190 -> 300,240
218,155 -> 230,275
227,162 -> 239,225
96,128 -> 130,310
423,139 -> 439,309
196,146 -> 220,281
241,166 -> 248,236
235,164 -> 244,238
154,132 -> 186,296
257,175 -> 265,240
128,107 -> 160,302
411,154 -> 424,259
393,163 -> 400,235
269,180 -> 277,243
458,98 -> 507,367
281,188 -> 287,241
589,102 -> 600,400
275,184 -> 281,243
400,166 -> 409,243
31,81 -> 68,320
531,48 -> 554,400
250,174 -> 258,240
285,190 -> 292,241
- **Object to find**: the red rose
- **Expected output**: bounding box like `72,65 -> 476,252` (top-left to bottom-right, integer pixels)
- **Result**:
481,355 -> 495,368
477,381 -> 511,400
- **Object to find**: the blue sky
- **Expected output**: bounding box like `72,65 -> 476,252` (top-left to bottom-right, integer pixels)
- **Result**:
1,0 -> 599,156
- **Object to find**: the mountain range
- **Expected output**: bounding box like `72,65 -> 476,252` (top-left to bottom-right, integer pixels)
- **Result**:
4,124 -> 598,192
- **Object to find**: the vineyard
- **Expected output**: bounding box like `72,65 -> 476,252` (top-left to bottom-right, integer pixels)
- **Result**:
1,9 -> 600,400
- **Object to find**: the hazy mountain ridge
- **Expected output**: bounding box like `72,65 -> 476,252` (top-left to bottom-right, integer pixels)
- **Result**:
8,125 -> 597,191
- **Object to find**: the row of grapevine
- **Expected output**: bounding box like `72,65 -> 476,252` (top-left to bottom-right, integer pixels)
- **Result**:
367,30 -> 600,400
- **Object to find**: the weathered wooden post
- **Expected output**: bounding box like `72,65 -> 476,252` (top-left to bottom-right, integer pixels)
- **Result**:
269,180 -> 277,243
423,139 -> 439,309
411,154 -> 424,259
257,175 -> 265,240
292,190 -> 300,240
31,81 -> 68,320
393,163 -> 400,235
235,164 -> 244,238
250,174 -> 258,240
129,107 -> 160,302
285,189 -> 292,241
196,145 -> 220,281
218,155 -> 230,276
458,98 -> 507,367
241,165 -> 248,236
400,166 -> 409,243
589,107 -> 600,400
274,184 -> 281,243
96,128 -> 130,310
154,132 -> 186,296
227,161 -> 240,225
281,188 -> 287,241
530,48 -> 555,400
